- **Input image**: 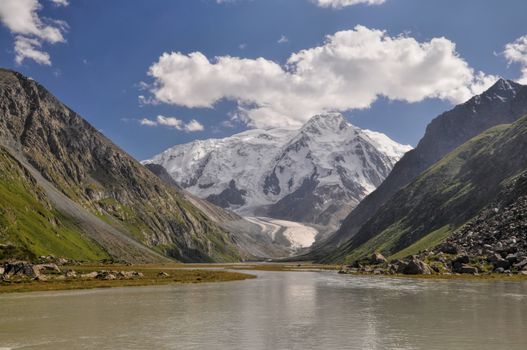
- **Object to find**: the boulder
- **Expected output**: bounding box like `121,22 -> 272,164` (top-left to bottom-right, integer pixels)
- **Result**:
158,272 -> 170,278
370,252 -> 388,265
514,259 -> 527,270
494,267 -> 505,274
438,243 -> 458,255
34,263 -> 61,274
458,264 -> 478,274
96,271 -> 116,280
402,258 -> 432,275
452,255 -> 470,273
394,260 -> 408,274
493,259 -> 511,270
81,271 -> 99,279
117,271 -> 144,279
487,254 -> 502,264
2,261 -> 40,279
506,254 -> 519,264
453,255 -> 470,265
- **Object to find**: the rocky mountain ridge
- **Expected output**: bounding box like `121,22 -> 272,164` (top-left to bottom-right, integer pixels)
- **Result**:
0,68 -> 243,263
306,78 -> 527,260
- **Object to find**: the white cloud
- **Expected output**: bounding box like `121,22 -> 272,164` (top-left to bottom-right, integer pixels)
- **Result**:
14,36 -> 51,65
217,0 -> 385,8
184,119 -> 205,132
146,26 -> 497,129
139,116 -> 204,132
49,0 -> 69,6
313,0 -> 386,8
278,35 -> 288,44
0,0 -> 68,65
504,35 -> 527,84
140,118 -> 158,127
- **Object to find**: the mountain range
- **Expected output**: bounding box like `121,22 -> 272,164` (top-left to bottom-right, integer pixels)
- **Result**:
144,113 -> 411,233
2,68 -> 527,268
319,78 -> 527,263
0,68 -> 259,263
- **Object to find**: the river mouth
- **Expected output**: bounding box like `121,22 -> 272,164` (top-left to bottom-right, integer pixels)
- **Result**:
1,270 -> 527,350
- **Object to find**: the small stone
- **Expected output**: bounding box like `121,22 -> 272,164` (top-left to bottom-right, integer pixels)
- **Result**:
65,270 -> 77,278
514,259 -> 527,269
158,272 -> 170,278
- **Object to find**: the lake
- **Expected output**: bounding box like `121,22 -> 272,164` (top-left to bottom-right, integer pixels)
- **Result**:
1,270 -> 527,349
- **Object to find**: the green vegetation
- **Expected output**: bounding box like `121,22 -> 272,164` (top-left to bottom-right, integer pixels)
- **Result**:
389,225 -> 451,260
331,117 -> 527,264
0,148 -> 109,262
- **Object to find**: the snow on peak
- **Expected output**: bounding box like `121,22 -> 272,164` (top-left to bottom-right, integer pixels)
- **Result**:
144,113 -> 412,226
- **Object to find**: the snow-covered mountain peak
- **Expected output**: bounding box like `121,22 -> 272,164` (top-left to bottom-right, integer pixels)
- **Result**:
144,114 -> 412,230
301,113 -> 350,134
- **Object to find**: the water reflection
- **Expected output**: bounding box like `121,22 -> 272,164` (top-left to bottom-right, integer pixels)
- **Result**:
1,271 -> 526,350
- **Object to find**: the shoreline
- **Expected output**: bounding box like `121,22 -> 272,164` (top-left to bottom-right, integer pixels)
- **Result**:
0,264 -> 256,294
2,262 -> 527,294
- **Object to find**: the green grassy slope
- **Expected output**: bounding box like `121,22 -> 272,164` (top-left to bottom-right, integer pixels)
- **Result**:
0,147 -> 109,261
325,116 -> 527,263
0,68 -> 242,263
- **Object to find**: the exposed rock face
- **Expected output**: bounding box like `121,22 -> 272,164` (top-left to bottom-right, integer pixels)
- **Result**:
144,113 -> 411,231
318,79 -> 527,257
433,173 -> 527,273
0,69 -> 241,263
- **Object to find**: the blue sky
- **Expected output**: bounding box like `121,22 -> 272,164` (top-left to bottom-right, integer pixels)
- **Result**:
1,0 -> 527,160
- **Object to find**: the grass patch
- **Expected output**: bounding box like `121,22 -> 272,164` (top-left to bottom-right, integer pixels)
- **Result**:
0,148 -> 109,261
0,264 -> 255,294
389,225 -> 452,260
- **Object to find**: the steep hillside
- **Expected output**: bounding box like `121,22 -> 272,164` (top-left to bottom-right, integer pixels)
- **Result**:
0,69 -> 241,263
309,78 -> 527,258
145,163 -> 291,259
0,147 -> 108,262
145,113 -> 410,231
324,115 -> 527,263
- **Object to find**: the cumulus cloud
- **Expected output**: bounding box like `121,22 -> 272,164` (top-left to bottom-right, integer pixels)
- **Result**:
0,0 -> 68,65
140,116 -> 204,132
312,0 -> 386,8
504,35 -> 527,84
145,26 -> 497,129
